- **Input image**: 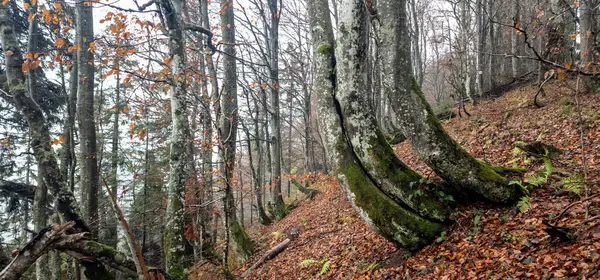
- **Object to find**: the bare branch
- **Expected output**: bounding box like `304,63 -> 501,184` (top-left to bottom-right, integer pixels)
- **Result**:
0,180 -> 35,201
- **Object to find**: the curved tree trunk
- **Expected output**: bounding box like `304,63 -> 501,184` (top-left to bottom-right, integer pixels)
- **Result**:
377,0 -> 520,203
308,0 -> 445,251
335,0 -> 449,222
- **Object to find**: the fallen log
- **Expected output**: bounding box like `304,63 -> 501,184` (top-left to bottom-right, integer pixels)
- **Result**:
0,222 -> 87,280
239,238 -> 291,278
0,222 -> 139,280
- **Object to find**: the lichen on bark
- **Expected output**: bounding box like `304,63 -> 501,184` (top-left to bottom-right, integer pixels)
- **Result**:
308,0 -> 446,251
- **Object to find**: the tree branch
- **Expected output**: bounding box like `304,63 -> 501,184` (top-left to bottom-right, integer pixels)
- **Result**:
0,180 -> 35,201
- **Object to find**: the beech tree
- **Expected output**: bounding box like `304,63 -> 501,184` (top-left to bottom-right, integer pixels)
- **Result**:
308,0 -> 523,251
377,0 -> 520,203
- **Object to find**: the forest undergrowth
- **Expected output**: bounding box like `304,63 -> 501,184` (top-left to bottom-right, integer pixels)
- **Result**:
192,81 -> 600,279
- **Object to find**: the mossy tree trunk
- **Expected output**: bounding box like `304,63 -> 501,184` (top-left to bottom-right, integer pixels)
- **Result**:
377,0 -> 520,203
157,0 -> 191,277
308,0 -> 446,251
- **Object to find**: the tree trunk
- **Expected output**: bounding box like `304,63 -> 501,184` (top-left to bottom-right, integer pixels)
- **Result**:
309,0 -> 445,250
219,0 -> 253,268
24,3 -> 53,279
511,0 -> 520,79
579,0 -> 597,91
487,0 -> 497,91
76,0 -> 99,238
245,126 -> 270,224
104,58 -> 120,248
377,0 -> 520,203
200,0 -> 219,249
269,0 -> 285,219
475,0 -> 485,96
158,0 -> 191,276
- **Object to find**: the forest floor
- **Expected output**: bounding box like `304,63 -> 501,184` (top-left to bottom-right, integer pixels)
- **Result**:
191,80 -> 600,279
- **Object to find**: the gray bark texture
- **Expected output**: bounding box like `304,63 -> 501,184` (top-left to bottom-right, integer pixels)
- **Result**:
158,0 -> 191,275
377,0 -> 520,203
308,0 -> 445,251
76,0 -> 100,237
269,0 -> 285,219
579,0 -> 597,91
219,0 -> 253,265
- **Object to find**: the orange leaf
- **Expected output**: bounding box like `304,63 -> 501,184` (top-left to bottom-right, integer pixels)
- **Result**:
164,56 -> 172,64
23,2 -> 29,9
558,69 -> 565,81
123,107 -> 129,113
54,37 -> 66,48
58,135 -> 65,143
52,138 -> 59,145
30,60 -> 41,70
22,61 -> 30,72
88,42 -> 96,52
31,0 -> 36,5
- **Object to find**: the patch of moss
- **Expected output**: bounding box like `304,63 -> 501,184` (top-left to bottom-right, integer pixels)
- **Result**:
231,221 -> 254,261
340,161 -> 443,251
364,133 -> 449,221
317,44 -> 333,55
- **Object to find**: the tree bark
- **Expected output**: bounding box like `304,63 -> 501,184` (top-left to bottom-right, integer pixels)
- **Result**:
579,0 -> 597,91
334,1 -> 449,222
76,0 -> 100,237
308,0 -> 444,250
475,0 -> 485,96
269,0 -> 285,219
158,0 -> 191,275
377,0 -> 520,203
511,0 -> 521,79
219,0 -> 253,267
200,0 -> 219,250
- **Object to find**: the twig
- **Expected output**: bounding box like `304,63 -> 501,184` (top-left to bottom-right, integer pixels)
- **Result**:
551,193 -> 600,224
102,178 -> 150,280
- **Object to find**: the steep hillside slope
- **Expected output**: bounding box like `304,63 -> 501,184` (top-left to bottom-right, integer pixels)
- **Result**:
194,81 -> 600,279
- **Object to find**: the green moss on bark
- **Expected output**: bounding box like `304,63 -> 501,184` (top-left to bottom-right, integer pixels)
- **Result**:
340,162 -> 442,251
409,79 -> 521,203
362,134 -> 450,221
231,221 -> 253,261
317,44 -> 333,54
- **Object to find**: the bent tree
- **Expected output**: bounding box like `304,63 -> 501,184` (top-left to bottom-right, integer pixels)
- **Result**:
308,0 -> 520,251
308,0 -> 445,250
377,0 -> 520,203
